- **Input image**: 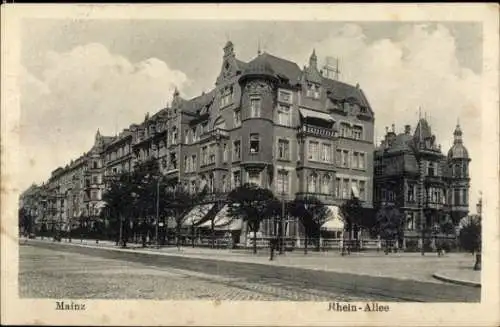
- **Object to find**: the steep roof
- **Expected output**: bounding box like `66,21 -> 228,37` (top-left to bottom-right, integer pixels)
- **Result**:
181,89 -> 216,115
322,78 -> 370,108
249,52 -> 302,82
413,118 -> 433,141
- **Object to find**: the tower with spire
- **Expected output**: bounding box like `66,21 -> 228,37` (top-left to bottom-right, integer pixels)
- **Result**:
446,120 -> 471,225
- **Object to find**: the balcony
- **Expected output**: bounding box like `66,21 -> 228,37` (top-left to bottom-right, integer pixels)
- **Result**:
298,124 -> 335,139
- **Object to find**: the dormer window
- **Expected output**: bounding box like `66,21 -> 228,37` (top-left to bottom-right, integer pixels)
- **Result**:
307,83 -> 320,99
220,86 -> 234,108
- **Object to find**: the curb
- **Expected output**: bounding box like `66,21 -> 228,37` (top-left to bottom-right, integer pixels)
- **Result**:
26,239 -> 447,285
432,272 -> 481,288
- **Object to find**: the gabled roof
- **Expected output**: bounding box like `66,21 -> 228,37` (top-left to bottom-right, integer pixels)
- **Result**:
322,78 -> 370,108
181,89 -> 216,115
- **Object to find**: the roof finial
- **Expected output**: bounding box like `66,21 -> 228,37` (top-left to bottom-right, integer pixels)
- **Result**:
257,37 -> 261,56
457,117 -> 460,127
418,106 -> 422,120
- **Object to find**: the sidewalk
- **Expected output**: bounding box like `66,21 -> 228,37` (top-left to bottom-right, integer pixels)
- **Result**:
27,237 -> 479,285
432,268 -> 481,287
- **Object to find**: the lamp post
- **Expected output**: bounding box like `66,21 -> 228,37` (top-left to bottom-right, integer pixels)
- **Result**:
474,192 -> 482,271
155,176 -> 160,249
279,167 -> 286,255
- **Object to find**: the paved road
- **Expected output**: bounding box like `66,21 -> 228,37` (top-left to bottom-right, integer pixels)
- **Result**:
19,243 -> 480,302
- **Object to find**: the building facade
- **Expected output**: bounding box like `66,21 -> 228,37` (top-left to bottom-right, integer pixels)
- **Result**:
21,41 -> 376,243
373,119 -> 470,243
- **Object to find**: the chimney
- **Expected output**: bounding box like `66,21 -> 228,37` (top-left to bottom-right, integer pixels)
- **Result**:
404,125 -> 411,134
391,124 -> 395,133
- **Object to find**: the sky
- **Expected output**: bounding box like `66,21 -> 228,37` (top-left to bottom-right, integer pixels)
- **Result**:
19,20 -> 483,212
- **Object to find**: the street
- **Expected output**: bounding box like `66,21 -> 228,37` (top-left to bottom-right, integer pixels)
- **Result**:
19,242 -> 480,302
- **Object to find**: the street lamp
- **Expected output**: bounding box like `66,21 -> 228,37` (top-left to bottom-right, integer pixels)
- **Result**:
155,176 -> 160,249
278,166 -> 287,255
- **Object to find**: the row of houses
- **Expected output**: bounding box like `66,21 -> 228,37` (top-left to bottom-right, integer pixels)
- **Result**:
19,41 -> 471,247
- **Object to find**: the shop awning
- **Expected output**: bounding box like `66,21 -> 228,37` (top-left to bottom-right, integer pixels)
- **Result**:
182,203 -> 214,226
199,205 -> 243,231
321,205 -> 344,231
299,108 -> 334,122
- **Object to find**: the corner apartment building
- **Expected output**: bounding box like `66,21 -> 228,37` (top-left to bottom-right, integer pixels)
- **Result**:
22,41 -> 376,241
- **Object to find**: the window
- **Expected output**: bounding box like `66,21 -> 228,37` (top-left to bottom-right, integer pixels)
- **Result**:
308,141 -> 319,161
233,140 -> 241,160
92,176 -> 98,184
170,152 -> 177,170
352,125 -> 363,140
93,161 -> 98,169
428,162 -> 436,176
191,155 -> 197,171
234,109 -> 241,127
359,180 -> 366,200
208,174 -> 214,193
91,191 -> 98,201
359,153 -> 365,169
112,167 -> 117,174
407,184 -> 416,202
462,163 -> 467,177
250,97 -> 261,118
335,178 -> 341,198
184,156 -> 189,172
202,122 -> 209,134
221,175 -> 227,192
185,129 -> 190,144
342,150 -> 349,167
406,212 -> 415,230
321,143 -> 331,162
276,170 -> 289,194
463,189 -> 468,205
223,143 -> 228,163
248,171 -> 260,186
171,127 -> 177,145
342,179 -> 349,199
192,127 -> 199,142
277,139 -> 290,160
278,104 -> 291,126
339,123 -> 350,138
201,146 -> 208,165
322,175 -> 331,194
209,144 -> 216,164
308,173 -> 318,193
335,149 -> 342,166
278,90 -> 292,103
307,83 -> 320,99
233,171 -> 241,188
250,134 -> 260,153
190,180 -> 197,194
352,152 -> 359,169
220,86 -> 233,107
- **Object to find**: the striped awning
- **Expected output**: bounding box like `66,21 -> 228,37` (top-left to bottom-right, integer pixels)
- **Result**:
321,206 -> 344,231
299,108 -> 334,122
199,205 -> 243,231
181,203 -> 214,226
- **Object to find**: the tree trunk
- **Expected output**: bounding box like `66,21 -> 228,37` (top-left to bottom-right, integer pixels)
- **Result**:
304,234 -> 308,255
253,230 -> 257,254
211,220 -> 215,248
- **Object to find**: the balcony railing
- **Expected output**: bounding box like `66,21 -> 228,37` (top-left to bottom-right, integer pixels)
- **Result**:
299,124 -> 335,138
